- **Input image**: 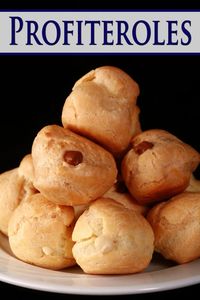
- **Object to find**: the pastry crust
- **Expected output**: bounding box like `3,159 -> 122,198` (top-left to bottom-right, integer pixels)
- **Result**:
0,169 -> 24,236
72,198 -> 154,274
74,66 -> 139,105
62,66 -> 141,156
73,204 -> 88,220
18,154 -> 38,199
8,193 -> 76,270
186,174 -> 200,192
0,154 -> 38,236
103,182 -> 148,216
32,125 -> 117,206
147,192 -> 200,264
122,129 -> 200,205
73,181 -> 149,220
18,154 -> 35,183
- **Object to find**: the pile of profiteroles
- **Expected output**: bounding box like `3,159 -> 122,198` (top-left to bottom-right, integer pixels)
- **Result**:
0,66 -> 200,274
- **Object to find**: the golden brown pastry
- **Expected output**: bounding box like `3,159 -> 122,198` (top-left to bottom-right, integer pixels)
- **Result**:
73,204 -> 88,220
18,154 -> 38,199
0,154 -> 38,236
147,192 -> 200,264
122,129 -> 200,205
18,154 -> 34,183
8,193 -> 75,270
74,181 -> 148,220
62,66 -> 141,156
32,125 -> 117,206
186,174 -> 200,192
0,169 -> 24,236
72,198 -> 154,274
103,181 -> 148,216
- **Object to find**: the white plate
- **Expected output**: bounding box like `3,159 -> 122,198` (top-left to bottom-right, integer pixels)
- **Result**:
0,233 -> 200,295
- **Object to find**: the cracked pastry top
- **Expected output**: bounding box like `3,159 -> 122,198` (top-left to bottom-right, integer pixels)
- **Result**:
72,198 -> 154,274
8,193 -> 75,270
121,129 -> 200,205
61,66 -> 141,157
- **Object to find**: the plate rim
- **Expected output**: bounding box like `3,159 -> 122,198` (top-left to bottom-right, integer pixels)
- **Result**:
1,234 -> 200,295
1,265 -> 200,295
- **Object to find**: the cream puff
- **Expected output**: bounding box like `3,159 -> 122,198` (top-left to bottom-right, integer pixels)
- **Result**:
122,129 -> 200,205
147,192 -> 200,264
72,198 -> 154,274
8,193 -> 75,270
62,66 -> 141,156
32,125 -> 117,206
0,153 -> 38,236
0,169 -> 24,236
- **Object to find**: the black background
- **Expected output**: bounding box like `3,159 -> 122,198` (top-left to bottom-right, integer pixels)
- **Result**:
0,0 -> 200,298
1,55 -> 200,175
